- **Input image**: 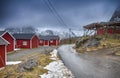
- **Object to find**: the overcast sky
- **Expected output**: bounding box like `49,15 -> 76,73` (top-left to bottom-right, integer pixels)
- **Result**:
0,0 -> 119,30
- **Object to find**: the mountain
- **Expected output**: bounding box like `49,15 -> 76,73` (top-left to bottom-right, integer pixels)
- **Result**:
38,29 -> 83,39
5,26 -> 37,34
110,6 -> 120,22
4,27 -> 83,39
40,30 -> 54,36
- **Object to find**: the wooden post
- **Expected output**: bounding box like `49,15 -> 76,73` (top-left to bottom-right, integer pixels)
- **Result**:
83,28 -> 85,36
69,28 -> 71,44
95,26 -> 97,36
105,25 -> 108,38
86,29 -> 89,37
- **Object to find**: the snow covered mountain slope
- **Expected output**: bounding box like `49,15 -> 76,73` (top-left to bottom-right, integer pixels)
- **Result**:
110,6 -> 120,22
38,28 -> 83,39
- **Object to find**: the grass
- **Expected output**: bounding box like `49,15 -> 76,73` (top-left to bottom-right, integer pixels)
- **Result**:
75,35 -> 120,53
76,47 -> 86,53
0,53 -> 53,78
38,54 -> 53,67
106,38 -> 120,46
115,51 -> 120,56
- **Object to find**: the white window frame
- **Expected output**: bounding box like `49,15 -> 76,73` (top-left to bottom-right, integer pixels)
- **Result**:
23,41 -> 27,46
50,40 -> 53,43
40,40 -> 43,43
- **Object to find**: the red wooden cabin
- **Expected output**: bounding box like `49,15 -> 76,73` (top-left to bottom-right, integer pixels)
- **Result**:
39,35 -> 60,46
13,33 -> 39,49
0,31 -> 15,52
84,22 -> 120,36
97,27 -> 120,35
0,37 -> 9,69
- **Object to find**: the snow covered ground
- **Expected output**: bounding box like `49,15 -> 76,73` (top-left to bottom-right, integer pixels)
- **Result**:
40,49 -> 74,78
6,61 -> 22,65
14,48 -> 21,51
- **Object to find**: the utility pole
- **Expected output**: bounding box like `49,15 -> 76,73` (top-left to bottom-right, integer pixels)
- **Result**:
69,28 -> 71,44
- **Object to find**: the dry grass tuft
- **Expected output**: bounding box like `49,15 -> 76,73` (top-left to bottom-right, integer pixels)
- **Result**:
115,51 -> 120,56
75,36 -> 120,53
0,53 -> 53,78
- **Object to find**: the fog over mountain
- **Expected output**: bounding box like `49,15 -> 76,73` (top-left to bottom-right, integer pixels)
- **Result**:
38,28 -> 84,39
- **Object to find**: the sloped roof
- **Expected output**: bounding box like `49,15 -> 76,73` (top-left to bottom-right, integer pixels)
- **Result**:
0,37 -> 9,45
107,21 -> 120,26
84,22 -> 120,30
39,35 -> 59,40
13,33 -> 35,39
84,23 -> 104,29
0,31 -> 6,36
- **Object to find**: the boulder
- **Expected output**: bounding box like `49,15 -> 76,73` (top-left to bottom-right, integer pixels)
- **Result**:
17,58 -> 38,72
84,37 -> 100,48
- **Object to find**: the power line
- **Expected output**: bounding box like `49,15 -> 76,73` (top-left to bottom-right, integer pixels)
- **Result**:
42,0 -> 63,27
46,0 -> 79,37
42,0 -> 78,43
42,0 -> 70,33
46,0 -> 69,28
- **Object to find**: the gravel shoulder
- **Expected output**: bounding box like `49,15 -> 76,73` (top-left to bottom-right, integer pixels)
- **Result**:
7,46 -> 56,61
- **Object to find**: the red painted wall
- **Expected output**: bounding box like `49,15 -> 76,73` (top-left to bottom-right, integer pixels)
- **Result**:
0,45 -> 6,68
15,39 -> 30,48
2,32 -> 14,52
39,37 -> 60,46
44,40 -> 49,46
97,29 -> 105,35
57,38 -> 60,45
39,38 -> 60,46
32,35 -> 39,48
107,29 -> 120,34
49,40 -> 57,46
97,28 -> 120,35
39,40 -> 44,46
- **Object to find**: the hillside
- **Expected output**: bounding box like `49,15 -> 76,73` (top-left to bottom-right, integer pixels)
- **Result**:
75,35 -> 120,56
110,6 -> 120,22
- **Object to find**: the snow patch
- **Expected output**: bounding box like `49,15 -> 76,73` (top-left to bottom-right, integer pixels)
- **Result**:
40,49 -> 74,78
37,28 -> 83,39
69,44 -> 77,53
50,49 -> 58,60
6,61 -> 22,65
14,48 -> 21,51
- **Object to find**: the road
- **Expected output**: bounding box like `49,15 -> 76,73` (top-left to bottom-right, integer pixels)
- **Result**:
58,45 -> 120,78
7,46 -> 56,61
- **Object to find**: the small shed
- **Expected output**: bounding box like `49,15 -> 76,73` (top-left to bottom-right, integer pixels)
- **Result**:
13,33 -> 39,49
0,37 -> 9,69
0,31 -> 15,52
39,35 -> 60,46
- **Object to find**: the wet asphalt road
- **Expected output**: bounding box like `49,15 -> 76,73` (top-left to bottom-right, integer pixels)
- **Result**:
58,45 -> 120,78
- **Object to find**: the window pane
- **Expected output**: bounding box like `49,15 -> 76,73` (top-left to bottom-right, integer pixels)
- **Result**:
23,41 -> 27,45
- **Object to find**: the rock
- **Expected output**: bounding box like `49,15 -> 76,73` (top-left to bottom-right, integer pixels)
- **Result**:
84,37 -> 100,48
23,59 -> 38,70
17,75 -> 23,78
75,36 -> 101,49
75,37 -> 89,48
17,58 -> 38,72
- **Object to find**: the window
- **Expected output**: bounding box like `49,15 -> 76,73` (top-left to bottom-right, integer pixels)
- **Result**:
50,40 -> 53,43
15,41 -> 17,45
40,40 -> 43,43
23,41 -> 27,46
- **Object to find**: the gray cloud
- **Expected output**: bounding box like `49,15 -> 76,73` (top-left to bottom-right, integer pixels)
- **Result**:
0,0 -> 119,30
